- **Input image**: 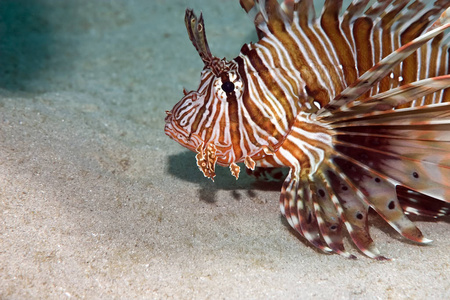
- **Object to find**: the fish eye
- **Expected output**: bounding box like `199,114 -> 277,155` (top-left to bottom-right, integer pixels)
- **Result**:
221,81 -> 235,94
213,70 -> 243,101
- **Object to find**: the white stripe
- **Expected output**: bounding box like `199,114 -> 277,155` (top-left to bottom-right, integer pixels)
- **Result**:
288,22 -> 338,98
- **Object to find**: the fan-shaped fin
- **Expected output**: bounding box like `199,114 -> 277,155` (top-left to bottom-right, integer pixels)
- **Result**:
280,172 -> 332,253
397,186 -> 450,218
323,166 -> 388,260
333,139 -> 450,201
295,175 -> 333,252
310,174 -> 355,259
280,166 -> 391,259
317,94 -> 450,255
331,155 -> 430,244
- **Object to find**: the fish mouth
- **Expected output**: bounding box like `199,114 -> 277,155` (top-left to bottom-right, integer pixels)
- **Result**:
164,120 -> 200,152
164,110 -> 172,123
163,122 -> 177,141
163,111 -> 173,138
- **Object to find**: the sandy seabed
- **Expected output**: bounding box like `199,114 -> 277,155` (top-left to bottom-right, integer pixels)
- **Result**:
0,0 -> 449,299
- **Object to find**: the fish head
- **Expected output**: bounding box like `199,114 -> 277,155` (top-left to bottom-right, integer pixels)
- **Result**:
164,57 -> 245,178
164,9 -> 246,180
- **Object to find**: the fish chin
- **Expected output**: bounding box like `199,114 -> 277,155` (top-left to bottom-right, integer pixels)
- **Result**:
164,122 -> 200,152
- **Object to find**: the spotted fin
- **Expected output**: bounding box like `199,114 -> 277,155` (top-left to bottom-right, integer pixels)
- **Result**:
280,167 -> 387,259
315,92 -> 450,258
320,167 -> 388,260
397,186 -> 450,218
330,107 -> 450,204
280,17 -> 450,259
280,171 -> 333,255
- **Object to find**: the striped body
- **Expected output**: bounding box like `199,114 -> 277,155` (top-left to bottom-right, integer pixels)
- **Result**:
165,0 -> 450,259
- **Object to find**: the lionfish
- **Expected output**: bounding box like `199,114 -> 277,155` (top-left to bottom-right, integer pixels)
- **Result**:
164,0 -> 450,259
